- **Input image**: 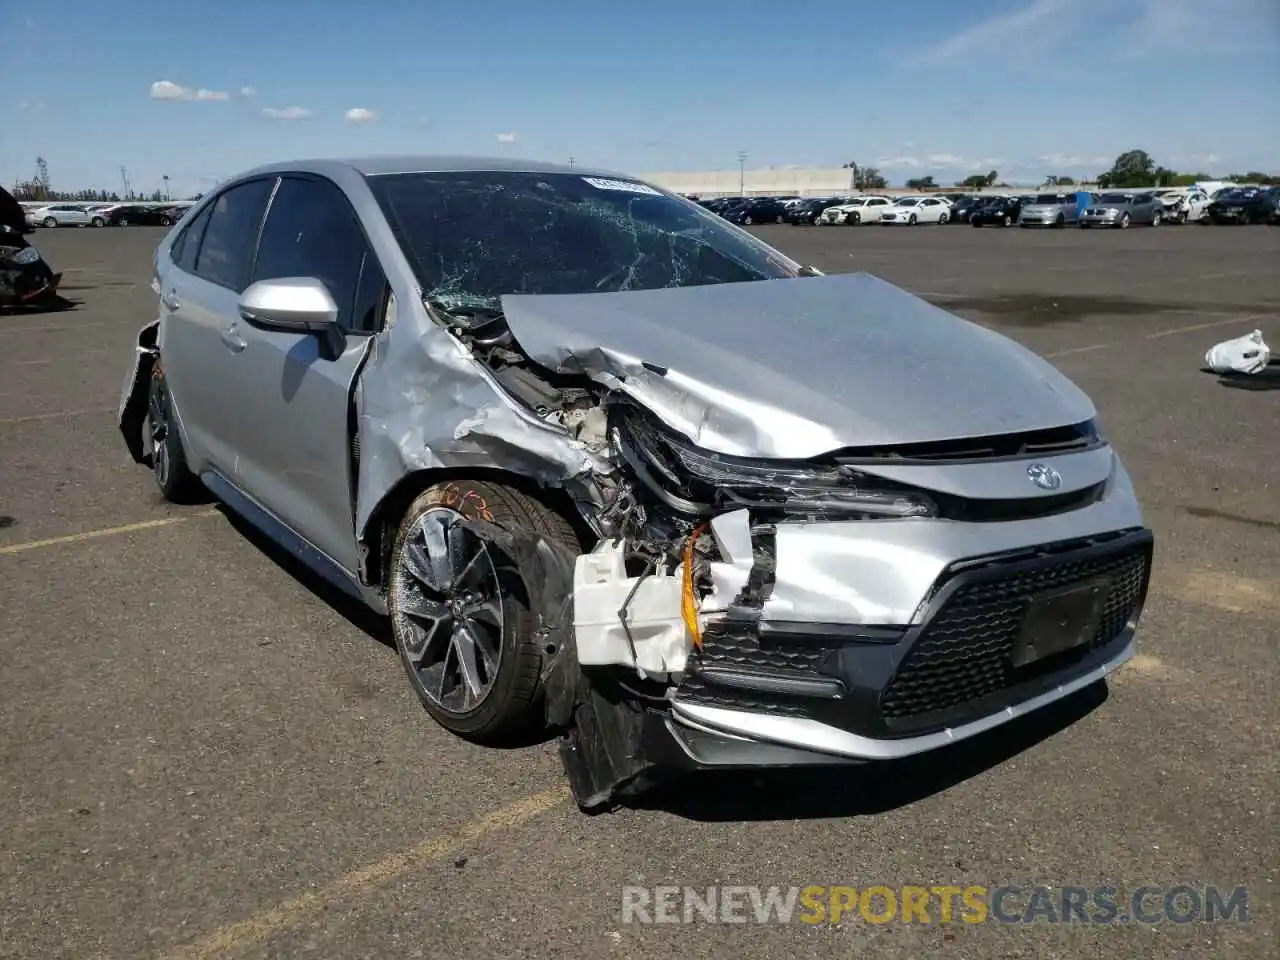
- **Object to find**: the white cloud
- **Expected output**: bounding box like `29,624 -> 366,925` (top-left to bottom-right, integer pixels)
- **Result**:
903,0 -> 1073,65
344,107 -> 377,123
496,132 -> 517,143
1037,154 -> 1112,168
876,156 -> 924,169
151,80 -> 229,102
240,86 -> 257,98
927,153 -> 966,166
261,106 -> 312,121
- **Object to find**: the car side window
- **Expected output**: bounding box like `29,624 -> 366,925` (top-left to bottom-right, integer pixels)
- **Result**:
252,176 -> 386,334
193,178 -> 274,292
171,204 -> 213,272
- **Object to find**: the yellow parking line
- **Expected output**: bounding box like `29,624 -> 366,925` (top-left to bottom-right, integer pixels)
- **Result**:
0,512 -> 220,556
1153,568 -> 1280,615
0,407 -> 114,426
1145,313 -> 1268,340
163,787 -> 570,959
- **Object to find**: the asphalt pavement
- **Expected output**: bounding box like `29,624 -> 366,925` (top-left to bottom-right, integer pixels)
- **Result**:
1,222 -> 1277,959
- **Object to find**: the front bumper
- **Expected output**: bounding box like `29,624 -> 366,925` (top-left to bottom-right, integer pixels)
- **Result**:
669,526 -> 1150,760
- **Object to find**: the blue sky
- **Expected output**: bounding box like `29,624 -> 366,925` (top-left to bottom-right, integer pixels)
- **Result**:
5,0 -> 1278,196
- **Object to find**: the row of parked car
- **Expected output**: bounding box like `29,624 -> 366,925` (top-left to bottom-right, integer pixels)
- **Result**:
695,185 -> 1280,229
19,201 -> 194,229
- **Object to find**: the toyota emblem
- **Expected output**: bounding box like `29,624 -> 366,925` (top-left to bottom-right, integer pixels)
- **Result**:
1027,463 -> 1062,490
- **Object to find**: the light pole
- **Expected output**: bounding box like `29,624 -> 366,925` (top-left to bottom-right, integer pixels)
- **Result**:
568,156 -> 575,168
737,151 -> 747,196
162,175 -> 170,200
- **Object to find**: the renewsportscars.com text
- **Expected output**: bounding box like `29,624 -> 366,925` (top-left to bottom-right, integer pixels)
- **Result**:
621,884 -> 1250,926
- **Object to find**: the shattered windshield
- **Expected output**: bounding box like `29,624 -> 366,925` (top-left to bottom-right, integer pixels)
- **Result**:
367,171 -> 801,314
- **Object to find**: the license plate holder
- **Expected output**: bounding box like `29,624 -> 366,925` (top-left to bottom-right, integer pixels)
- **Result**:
1011,579 -> 1110,668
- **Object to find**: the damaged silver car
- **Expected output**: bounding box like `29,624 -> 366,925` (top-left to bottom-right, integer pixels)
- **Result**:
118,157 -> 1154,811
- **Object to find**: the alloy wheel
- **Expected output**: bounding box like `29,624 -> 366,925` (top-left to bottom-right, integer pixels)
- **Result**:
147,375 -> 172,488
393,507 -> 506,716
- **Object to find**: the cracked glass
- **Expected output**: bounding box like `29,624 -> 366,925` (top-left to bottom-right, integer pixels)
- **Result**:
367,171 -> 799,319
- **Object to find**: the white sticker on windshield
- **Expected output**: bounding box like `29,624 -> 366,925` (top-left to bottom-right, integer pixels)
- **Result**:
581,177 -> 661,196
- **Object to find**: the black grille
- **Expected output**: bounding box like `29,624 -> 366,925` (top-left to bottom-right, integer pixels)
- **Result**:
880,538 -> 1150,729
678,622 -> 845,716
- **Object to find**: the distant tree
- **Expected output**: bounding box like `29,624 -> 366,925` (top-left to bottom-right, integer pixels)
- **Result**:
1230,171 -> 1276,184
842,161 -> 887,190
1056,175 -> 1075,185
959,173 -> 988,188
1101,149 -> 1158,188
905,175 -> 936,190
984,169 -> 998,187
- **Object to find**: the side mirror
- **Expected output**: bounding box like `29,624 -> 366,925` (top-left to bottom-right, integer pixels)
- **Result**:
238,277 -> 345,358
238,276 -> 339,331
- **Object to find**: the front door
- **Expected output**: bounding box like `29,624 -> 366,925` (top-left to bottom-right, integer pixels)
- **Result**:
223,174 -> 388,573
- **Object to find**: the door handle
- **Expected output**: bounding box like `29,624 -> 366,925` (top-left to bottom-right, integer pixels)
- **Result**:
160,289 -> 181,311
221,323 -> 247,353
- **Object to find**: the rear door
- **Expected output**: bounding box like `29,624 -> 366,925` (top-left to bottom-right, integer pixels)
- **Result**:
157,177 -> 275,474
222,174 -> 387,572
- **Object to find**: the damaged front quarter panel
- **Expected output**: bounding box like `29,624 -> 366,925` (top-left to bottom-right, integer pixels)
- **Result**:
118,319 -> 160,465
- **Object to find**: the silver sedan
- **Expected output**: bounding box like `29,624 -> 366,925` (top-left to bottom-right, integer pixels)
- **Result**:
117,155 -> 1154,810
1079,192 -> 1165,228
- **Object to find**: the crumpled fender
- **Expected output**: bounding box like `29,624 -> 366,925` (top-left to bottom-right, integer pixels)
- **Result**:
118,320 -> 159,465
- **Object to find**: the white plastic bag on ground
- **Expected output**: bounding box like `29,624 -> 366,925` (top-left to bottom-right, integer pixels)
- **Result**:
1205,330 -> 1271,376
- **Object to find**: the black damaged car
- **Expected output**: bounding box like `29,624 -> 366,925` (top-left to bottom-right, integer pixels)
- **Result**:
970,195 -> 1030,227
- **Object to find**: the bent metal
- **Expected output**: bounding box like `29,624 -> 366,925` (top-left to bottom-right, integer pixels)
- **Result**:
116,155 -> 1155,811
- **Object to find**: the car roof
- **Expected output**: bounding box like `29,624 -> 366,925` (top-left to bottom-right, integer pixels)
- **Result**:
235,154 -> 629,181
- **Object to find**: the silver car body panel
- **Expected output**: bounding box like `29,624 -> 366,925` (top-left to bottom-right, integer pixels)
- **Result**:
500,271 -> 1096,459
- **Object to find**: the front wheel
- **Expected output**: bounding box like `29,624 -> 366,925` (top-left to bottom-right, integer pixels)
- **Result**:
389,481 -> 580,743
938,212 -> 949,225
1055,214 -> 1065,228
1151,212 -> 1162,227
743,216 -> 754,225
42,217 -> 57,228
91,217 -> 105,227
1118,213 -> 1131,229
908,214 -> 918,225
159,216 -> 172,226
846,212 -> 861,225
1002,215 -> 1012,227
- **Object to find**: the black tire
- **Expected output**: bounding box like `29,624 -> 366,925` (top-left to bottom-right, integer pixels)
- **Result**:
972,219 -> 983,228
389,480 -> 580,743
846,211 -> 861,225
908,213 -> 918,225
147,363 -> 201,502
1055,214 -> 1065,228
160,216 -> 172,226
91,217 -> 105,227
1119,213 -> 1130,229
1002,215 -> 1012,227
743,216 -> 754,225
119,218 -> 130,227
42,217 -> 57,228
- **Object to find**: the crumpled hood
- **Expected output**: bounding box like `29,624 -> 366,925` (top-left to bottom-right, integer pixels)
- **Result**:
500,272 -> 1096,459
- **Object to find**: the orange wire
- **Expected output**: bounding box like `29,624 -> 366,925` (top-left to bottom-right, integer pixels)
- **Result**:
682,523 -> 708,648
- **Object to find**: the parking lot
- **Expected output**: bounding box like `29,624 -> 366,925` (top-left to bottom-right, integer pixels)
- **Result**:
2,223 -> 1277,959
